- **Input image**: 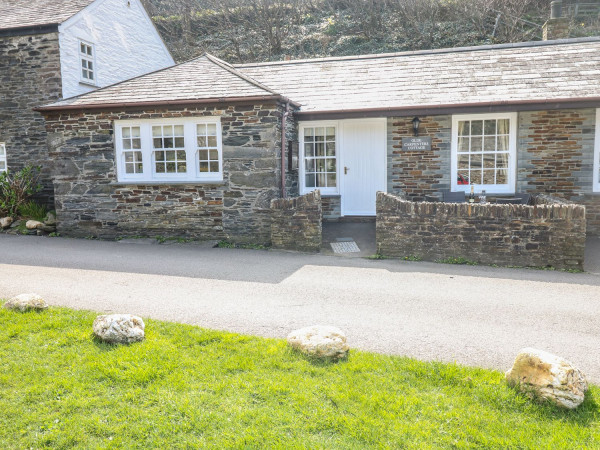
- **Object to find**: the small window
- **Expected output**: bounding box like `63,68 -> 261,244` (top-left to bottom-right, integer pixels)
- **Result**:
0,142 -> 6,173
300,124 -> 337,195
79,40 -> 96,84
452,113 -> 517,194
594,109 -> 600,192
115,119 -> 223,183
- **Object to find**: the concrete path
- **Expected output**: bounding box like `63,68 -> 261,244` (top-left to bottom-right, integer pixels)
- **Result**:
1,234 -> 600,381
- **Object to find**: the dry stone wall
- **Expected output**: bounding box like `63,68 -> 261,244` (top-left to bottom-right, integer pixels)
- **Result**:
376,192 -> 586,270
271,190 -> 322,252
43,103 -> 286,243
0,32 -> 62,204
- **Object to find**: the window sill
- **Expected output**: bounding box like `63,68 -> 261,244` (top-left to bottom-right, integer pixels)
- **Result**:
79,81 -> 98,88
111,180 -> 226,186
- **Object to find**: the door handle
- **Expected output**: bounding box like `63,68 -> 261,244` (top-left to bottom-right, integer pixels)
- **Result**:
344,166 -> 349,175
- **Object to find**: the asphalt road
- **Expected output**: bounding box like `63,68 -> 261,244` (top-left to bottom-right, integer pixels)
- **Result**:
1,234 -> 600,381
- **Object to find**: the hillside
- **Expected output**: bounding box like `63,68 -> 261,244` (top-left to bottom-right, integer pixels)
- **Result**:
141,0 -> 600,63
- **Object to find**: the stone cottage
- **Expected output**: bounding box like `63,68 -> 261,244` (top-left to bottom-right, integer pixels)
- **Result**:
0,0 -> 173,201
37,30 -> 600,241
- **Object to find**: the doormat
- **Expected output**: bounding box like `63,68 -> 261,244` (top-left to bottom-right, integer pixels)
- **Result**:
330,241 -> 361,253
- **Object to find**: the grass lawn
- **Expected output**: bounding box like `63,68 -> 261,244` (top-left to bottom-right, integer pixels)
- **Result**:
1,306 -> 599,448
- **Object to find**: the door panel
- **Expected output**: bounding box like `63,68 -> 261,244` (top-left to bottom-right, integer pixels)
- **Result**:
341,119 -> 387,216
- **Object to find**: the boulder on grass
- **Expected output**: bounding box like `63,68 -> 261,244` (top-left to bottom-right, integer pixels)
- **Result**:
287,325 -> 349,360
505,347 -> 588,409
93,314 -> 145,344
0,217 -> 12,229
25,220 -> 43,230
4,293 -> 48,312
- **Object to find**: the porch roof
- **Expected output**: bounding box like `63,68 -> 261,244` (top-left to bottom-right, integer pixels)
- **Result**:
38,54 -> 296,111
235,38 -> 600,116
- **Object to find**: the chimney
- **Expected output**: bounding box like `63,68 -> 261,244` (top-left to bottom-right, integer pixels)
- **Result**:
543,1 -> 570,40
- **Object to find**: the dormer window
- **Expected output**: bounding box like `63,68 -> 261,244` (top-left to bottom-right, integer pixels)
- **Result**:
79,40 -> 96,84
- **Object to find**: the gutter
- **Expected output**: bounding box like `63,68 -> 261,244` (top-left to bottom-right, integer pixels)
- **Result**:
0,24 -> 59,38
35,95 -> 301,113
296,97 -> 600,120
281,102 -> 290,199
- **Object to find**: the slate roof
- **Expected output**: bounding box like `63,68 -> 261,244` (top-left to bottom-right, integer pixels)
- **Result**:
0,0 -> 96,31
40,38 -> 600,113
235,38 -> 600,113
40,54 -> 290,109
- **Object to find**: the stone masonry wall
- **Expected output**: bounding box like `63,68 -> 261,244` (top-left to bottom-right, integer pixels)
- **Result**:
518,109 -> 599,235
387,115 -> 451,201
271,190 -> 322,252
0,32 -> 62,205
43,103 -> 285,243
376,192 -> 586,270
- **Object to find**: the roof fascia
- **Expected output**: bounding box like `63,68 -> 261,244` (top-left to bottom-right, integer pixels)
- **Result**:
58,0 -> 104,32
296,98 -> 600,120
0,24 -> 59,38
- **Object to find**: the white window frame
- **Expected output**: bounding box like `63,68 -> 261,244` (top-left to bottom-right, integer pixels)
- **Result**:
0,142 -> 6,173
451,112 -> 517,194
594,109 -> 600,193
79,39 -> 97,85
299,121 -> 339,196
115,117 -> 223,183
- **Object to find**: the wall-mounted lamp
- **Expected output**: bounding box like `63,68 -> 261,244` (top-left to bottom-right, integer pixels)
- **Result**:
412,117 -> 421,137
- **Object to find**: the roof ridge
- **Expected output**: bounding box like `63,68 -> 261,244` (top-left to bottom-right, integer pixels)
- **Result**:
203,53 -> 280,96
234,36 -> 600,68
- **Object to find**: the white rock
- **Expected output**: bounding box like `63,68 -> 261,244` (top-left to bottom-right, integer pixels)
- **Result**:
4,293 -> 48,312
93,314 -> 145,344
26,220 -> 43,230
0,217 -> 12,229
505,347 -> 588,409
287,325 -> 349,360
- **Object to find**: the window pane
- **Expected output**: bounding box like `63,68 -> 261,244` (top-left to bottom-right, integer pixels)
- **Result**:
164,138 -> 173,148
155,151 -> 164,161
198,136 -> 207,147
124,153 -> 133,163
132,127 -> 140,138
207,124 -> 217,136
497,135 -> 509,151
156,162 -> 165,173
315,127 -> 325,141
458,137 -> 469,152
197,124 -> 206,135
458,154 -> 469,170
305,159 -> 315,171
152,126 -> 161,137
483,170 -> 495,184
122,127 -> 131,139
316,173 -> 327,187
470,137 -> 482,152
326,159 -> 336,171
209,162 -> 219,172
0,162 -> 5,170
123,139 -> 131,150
484,120 -> 496,135
132,138 -> 141,150
166,162 -> 176,172
326,127 -> 335,141
327,173 -> 336,187
88,61 -> 93,71
315,143 -> 325,157
166,151 -> 175,161
483,153 -> 495,169
178,162 -> 187,172
199,162 -> 209,172
175,137 -> 185,148
305,173 -> 315,187
174,125 -> 184,136
199,150 -> 208,160
153,138 -> 162,149
80,43 -> 86,53
304,143 -> 314,157
163,127 -> 173,137
326,142 -> 335,156
496,170 -> 507,184
471,154 -> 482,169
497,119 -> 510,134
135,163 -> 143,173
177,150 -> 186,160
304,128 -> 314,141
207,136 -> 217,147
471,169 -> 483,184
458,121 -> 470,136
496,153 -> 508,169
316,159 -> 326,172
209,150 -> 218,160
471,120 -> 483,135
483,137 -> 495,152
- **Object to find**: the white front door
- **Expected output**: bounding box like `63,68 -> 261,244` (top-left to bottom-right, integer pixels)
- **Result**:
340,119 -> 387,216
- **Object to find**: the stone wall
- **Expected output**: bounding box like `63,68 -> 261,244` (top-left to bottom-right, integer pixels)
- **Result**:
0,32 -> 62,204
387,116 -> 451,201
376,192 -> 586,270
271,190 -> 322,252
322,196 -> 341,221
43,103 -> 286,243
517,109 -> 599,235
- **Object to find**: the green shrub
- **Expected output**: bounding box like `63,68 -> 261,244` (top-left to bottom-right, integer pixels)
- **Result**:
0,165 -> 43,217
18,201 -> 48,222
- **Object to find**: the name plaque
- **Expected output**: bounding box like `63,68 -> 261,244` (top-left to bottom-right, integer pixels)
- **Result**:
402,137 -> 432,151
